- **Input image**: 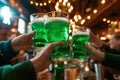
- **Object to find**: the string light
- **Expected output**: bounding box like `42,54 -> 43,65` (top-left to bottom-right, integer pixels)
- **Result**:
93,9 -> 97,13
101,0 -> 106,4
55,0 -> 73,13
30,0 -> 52,7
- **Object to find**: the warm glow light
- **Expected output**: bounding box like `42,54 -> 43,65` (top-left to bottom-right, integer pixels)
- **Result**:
81,19 -> 85,25
64,61 -> 67,65
72,24 -> 76,28
103,18 -> 106,22
68,9 -> 72,12
74,18 -> 78,22
107,20 -> 110,23
55,1 -> 73,13
56,2 -> 59,6
10,28 -> 16,33
48,0 -> 51,3
86,8 -> 92,12
100,36 -> 106,40
75,78 -> 80,80
114,28 -> 119,32
40,3 -> 43,6
101,0 -> 106,4
64,0 -> 68,3
111,21 -> 114,24
93,9 -> 97,13
87,16 -> 91,20
106,34 -> 111,39
69,36 -> 72,40
67,2 -> 70,7
70,19 -> 73,23
78,15 -> 82,20
44,2 -> 47,6
74,15 -> 77,20
35,2 -> 39,6
59,0 -> 62,3
30,1 -> 34,4
55,6 -> 59,11
85,65 -> 90,72
114,21 -> 118,25
63,2 -> 66,6
70,6 -> 73,10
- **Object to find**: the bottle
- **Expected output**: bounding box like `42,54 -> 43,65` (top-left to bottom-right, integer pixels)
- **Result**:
48,63 -> 55,80
54,61 -> 65,80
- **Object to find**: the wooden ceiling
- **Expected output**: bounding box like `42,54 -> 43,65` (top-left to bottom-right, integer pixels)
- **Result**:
5,0 -> 120,34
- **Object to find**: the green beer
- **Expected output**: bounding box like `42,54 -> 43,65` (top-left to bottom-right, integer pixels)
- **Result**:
72,34 -> 90,60
45,17 -> 69,42
31,20 -> 48,48
45,17 -> 70,61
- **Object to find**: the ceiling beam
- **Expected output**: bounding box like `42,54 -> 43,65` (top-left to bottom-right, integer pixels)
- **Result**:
84,0 -> 120,28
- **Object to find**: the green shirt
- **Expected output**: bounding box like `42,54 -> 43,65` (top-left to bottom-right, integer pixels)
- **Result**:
102,46 -> 120,71
102,52 -> 120,71
0,61 -> 36,80
0,40 -> 36,80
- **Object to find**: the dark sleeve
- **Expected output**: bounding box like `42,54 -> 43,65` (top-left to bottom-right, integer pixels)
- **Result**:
102,52 -> 120,71
0,40 -> 19,65
0,61 -> 36,80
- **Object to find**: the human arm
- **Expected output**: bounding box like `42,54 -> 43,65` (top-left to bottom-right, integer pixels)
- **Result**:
30,42 -> 66,73
0,31 -> 35,66
0,42 -> 66,80
89,31 -> 106,48
85,45 -> 120,71
0,40 -> 19,65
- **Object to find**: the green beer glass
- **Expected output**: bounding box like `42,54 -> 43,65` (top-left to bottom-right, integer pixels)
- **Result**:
30,13 -> 48,52
44,11 -> 70,62
72,27 -> 95,79
72,27 -> 90,61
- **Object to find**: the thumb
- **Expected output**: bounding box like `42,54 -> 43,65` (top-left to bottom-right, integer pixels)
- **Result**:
27,31 -> 35,38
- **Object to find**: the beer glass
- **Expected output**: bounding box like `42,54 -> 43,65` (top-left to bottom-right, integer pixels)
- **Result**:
72,27 -> 90,61
30,13 -> 48,52
72,27 -> 94,79
44,11 -> 70,62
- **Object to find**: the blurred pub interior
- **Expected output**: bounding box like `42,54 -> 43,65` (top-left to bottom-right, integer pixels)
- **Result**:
0,0 -> 120,41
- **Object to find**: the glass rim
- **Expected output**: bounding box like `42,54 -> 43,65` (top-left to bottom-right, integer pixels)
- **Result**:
45,10 -> 69,18
30,13 -> 45,22
30,13 -> 45,16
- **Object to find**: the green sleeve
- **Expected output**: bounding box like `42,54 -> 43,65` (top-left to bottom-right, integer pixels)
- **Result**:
102,52 -> 120,71
0,40 -> 19,60
0,61 -> 36,80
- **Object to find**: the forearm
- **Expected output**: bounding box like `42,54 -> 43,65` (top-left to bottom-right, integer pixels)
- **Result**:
91,35 -> 105,48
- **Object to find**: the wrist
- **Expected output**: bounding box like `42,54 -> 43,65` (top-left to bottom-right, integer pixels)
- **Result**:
10,39 -> 16,51
10,39 -> 19,52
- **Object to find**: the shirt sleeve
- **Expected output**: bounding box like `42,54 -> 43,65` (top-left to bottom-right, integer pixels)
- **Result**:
0,40 -> 19,65
102,52 -> 120,71
0,61 -> 36,80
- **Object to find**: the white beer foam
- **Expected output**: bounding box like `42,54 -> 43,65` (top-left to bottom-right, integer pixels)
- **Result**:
31,18 -> 44,23
73,31 -> 90,36
45,17 -> 69,24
